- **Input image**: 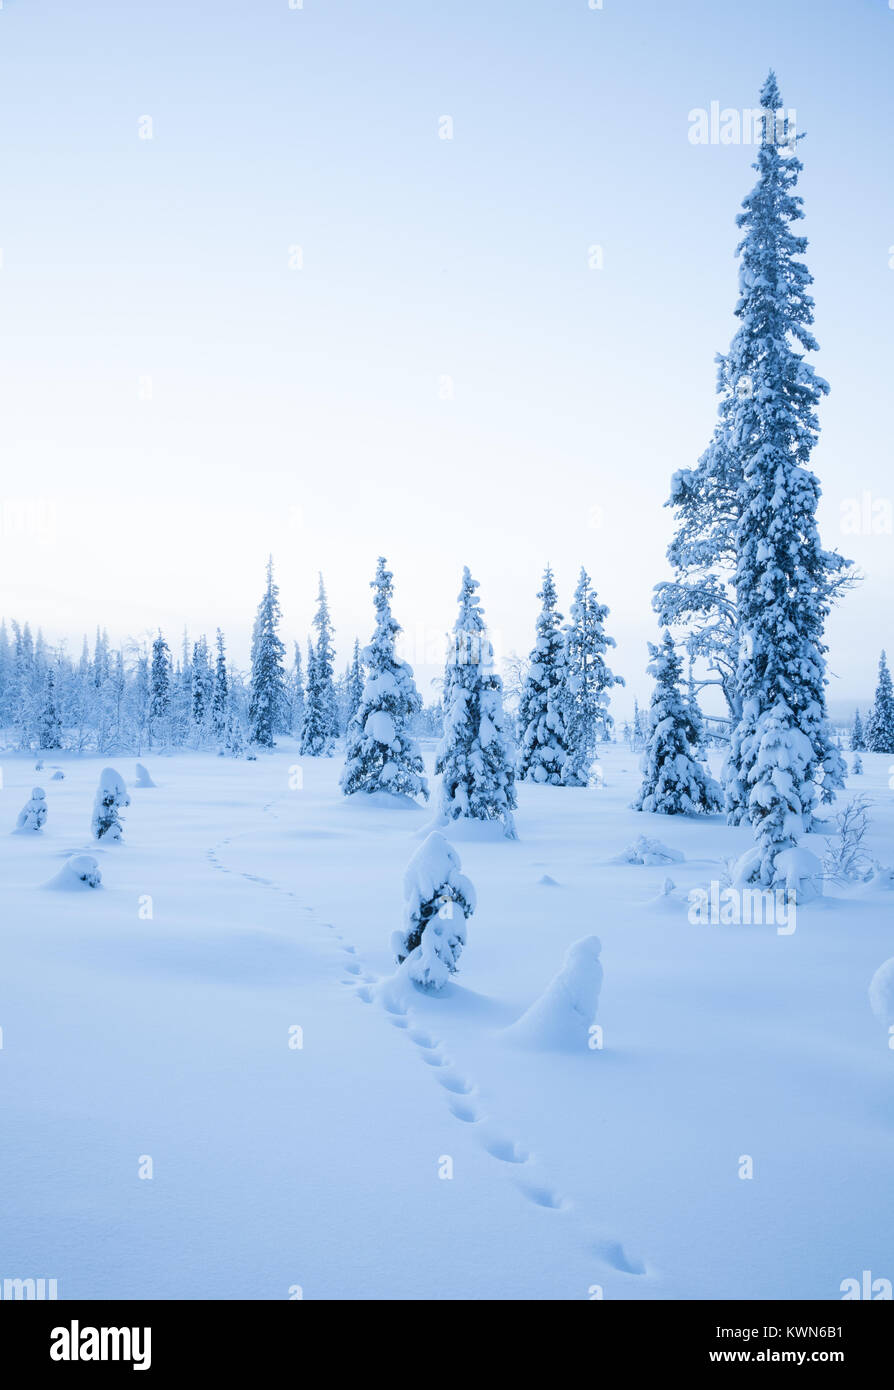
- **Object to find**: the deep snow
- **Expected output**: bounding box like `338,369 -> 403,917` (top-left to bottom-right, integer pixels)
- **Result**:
1,741 -> 892,1300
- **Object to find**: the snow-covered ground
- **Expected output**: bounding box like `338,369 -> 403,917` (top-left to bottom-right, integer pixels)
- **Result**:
2,743 -> 892,1300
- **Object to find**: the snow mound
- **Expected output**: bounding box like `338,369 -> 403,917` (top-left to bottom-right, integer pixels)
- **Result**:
505,936 -> 603,1051
134,763 -> 157,788
51,770 -> 64,780
538,874 -> 560,887
859,866 -> 894,894
417,814 -> 511,843
45,854 -> 102,890
613,835 -> 684,866
869,959 -> 894,1026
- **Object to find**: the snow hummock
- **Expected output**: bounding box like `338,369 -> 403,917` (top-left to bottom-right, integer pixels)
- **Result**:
732,844 -> 823,901
613,835 -> 684,866
505,936 -> 603,1051
869,959 -> 894,1026
134,763 -> 157,788
44,854 -> 103,891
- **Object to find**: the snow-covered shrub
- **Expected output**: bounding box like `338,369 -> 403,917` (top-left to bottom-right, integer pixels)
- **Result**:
45,854 -> 102,890
823,795 -> 872,884
436,568 -> 517,836
51,769 -> 64,780
868,958 -> 894,1025
634,631 -> 721,815
134,762 -> 156,788
92,767 -> 130,842
505,936 -> 603,1051
391,832 -> 475,990
613,835 -> 684,866
341,558 -> 429,801
851,754 -> 863,776
16,787 -> 47,831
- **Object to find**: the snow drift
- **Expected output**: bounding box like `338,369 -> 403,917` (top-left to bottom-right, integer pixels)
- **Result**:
504,935 -> 603,1051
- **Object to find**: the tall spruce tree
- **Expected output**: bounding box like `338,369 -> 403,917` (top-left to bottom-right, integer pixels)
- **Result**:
301,575 -> 338,755
435,567 -> 517,836
563,567 -> 623,783
866,651 -> 894,753
340,557 -> 428,800
851,708 -> 865,753
210,629 -> 229,747
38,667 -> 63,750
249,557 -> 287,748
148,631 -> 172,748
722,73 -> 846,880
634,630 -> 721,815
290,641 -> 305,737
516,566 -> 572,785
346,638 -> 364,727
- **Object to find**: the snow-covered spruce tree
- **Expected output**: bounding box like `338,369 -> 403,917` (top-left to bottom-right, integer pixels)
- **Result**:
852,708 -> 865,752
723,73 -> 846,877
148,631 -> 172,749
516,566 -> 573,785
210,629 -> 229,747
634,631 -> 721,816
851,753 -> 863,776
435,567 -> 517,836
289,641 -> 305,737
866,651 -> 894,754
17,786 -> 47,831
191,635 -> 212,737
392,832 -> 476,991
346,638 -> 364,728
249,557 -> 287,748
300,575 -> 338,755
340,557 -> 429,800
92,767 -> 130,842
38,667 -> 63,749
563,566 -> 623,783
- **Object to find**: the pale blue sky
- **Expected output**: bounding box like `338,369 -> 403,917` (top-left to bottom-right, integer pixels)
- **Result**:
0,0 -> 891,713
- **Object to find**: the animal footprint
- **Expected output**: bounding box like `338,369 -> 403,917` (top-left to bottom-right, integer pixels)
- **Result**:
437,1071 -> 474,1096
519,1182 -> 568,1211
592,1239 -> 646,1275
408,1030 -> 438,1049
483,1134 -> 529,1165
354,985 -> 374,1004
448,1097 -> 482,1124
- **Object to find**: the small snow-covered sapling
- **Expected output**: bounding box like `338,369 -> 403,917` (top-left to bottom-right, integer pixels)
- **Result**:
17,787 -> 47,832
92,767 -> 130,842
392,832 -> 476,990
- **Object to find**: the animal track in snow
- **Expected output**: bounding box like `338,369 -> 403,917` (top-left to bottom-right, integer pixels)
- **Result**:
518,1181 -> 568,1211
592,1239 -> 646,1275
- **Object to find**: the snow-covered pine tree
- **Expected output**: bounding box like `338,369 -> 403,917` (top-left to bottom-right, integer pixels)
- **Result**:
563,567 -> 623,783
391,832 -> 476,990
148,631 -> 172,749
17,786 -> 47,831
38,667 -> 62,749
210,629 -> 229,747
866,651 -> 894,753
92,767 -> 130,841
248,557 -> 287,748
435,567 -> 517,836
516,566 -> 573,785
851,753 -> 863,776
340,557 -> 429,800
851,708 -> 865,752
300,575 -> 338,755
723,73 -> 846,879
634,630 -> 721,816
